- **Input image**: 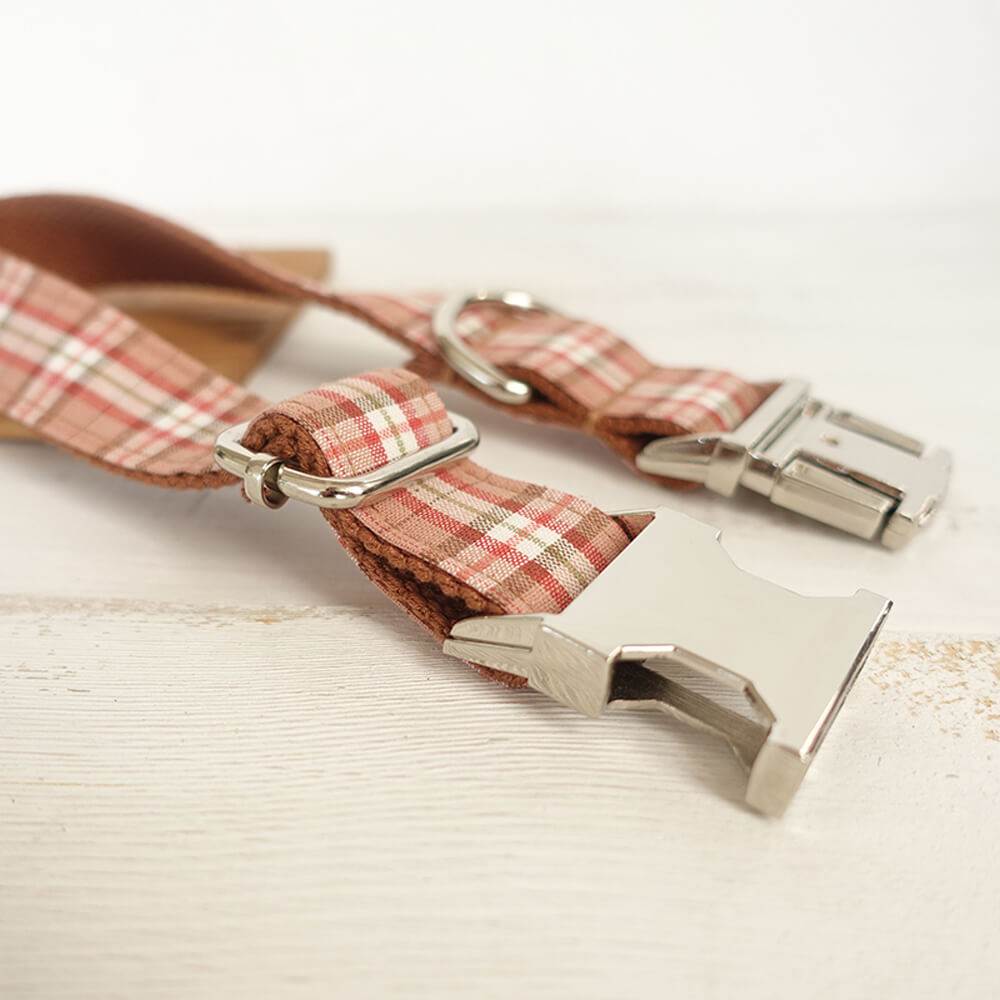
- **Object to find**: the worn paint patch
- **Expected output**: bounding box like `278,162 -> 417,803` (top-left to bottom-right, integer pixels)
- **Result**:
868,636 -> 1000,741
0,593 -> 379,628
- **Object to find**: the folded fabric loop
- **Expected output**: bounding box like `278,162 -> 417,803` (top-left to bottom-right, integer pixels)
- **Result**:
242,370 -> 455,479
241,370 -> 637,685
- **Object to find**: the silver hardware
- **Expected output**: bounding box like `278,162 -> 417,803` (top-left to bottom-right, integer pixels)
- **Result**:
444,506 -> 890,817
431,290 -> 554,405
636,379 -> 951,549
213,413 -> 479,510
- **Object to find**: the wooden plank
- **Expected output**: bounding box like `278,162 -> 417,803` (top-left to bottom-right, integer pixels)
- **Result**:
0,599 -> 997,996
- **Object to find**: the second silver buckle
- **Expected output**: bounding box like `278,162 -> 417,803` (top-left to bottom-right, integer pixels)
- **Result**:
636,378 -> 951,548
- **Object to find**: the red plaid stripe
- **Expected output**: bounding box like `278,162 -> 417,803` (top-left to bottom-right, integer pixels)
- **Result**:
358,458 -> 629,615
0,252 -> 266,478
267,372 -> 454,477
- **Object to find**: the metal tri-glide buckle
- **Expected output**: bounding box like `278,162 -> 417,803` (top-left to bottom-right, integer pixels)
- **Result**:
444,507 -> 891,816
636,379 -> 952,548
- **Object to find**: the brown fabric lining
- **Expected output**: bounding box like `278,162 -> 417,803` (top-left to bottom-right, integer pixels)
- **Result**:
0,193 -> 435,362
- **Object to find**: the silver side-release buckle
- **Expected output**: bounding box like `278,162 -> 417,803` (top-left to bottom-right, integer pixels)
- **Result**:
635,379 -> 951,548
444,506 -> 891,816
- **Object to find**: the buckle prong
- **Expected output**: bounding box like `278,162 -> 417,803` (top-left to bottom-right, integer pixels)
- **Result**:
636,379 -> 951,548
444,507 -> 891,816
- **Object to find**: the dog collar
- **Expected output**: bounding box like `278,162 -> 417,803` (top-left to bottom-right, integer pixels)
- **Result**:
1,238 -> 894,816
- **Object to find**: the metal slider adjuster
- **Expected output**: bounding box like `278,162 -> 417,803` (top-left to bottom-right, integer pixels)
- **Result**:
213,413 -> 479,509
445,506 -> 891,816
636,378 -> 952,548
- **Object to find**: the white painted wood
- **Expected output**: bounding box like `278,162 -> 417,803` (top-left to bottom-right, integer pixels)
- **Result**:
1,215 -> 998,998
10,4 -> 1000,215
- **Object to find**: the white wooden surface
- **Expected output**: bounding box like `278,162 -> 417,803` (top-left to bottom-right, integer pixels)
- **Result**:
1,214 -> 998,999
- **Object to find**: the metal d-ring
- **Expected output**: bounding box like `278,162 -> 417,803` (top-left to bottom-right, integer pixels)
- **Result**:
431,290 -> 554,405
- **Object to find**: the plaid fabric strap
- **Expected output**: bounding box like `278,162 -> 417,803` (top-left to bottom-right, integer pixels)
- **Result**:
0,250 -> 635,684
241,371 -> 636,683
0,195 -> 767,484
0,253 -> 264,483
341,293 -> 765,450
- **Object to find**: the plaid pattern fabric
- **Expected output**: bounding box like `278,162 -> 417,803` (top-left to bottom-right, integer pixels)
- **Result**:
264,370 -> 454,477
339,292 -> 763,435
475,314 -> 652,412
0,195 -> 765,465
358,458 -> 629,615
245,369 -> 631,616
602,368 -> 765,432
0,211 -> 742,667
0,252 -> 266,478
0,246 -> 630,631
